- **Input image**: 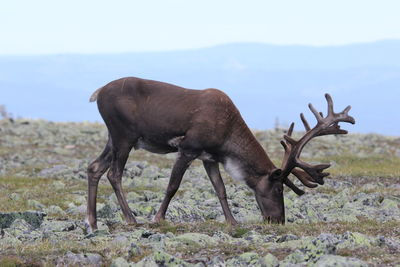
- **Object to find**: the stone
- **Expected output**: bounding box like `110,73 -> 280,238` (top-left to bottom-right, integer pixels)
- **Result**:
52,181 -> 66,190
56,251 -> 103,266
226,252 -> 260,266
110,257 -> 132,267
141,166 -> 163,180
153,250 -> 190,267
28,199 -> 46,210
132,256 -> 158,267
66,204 -> 86,215
38,164 -> 69,178
166,202 -> 205,223
0,211 -> 46,229
40,220 -> 77,233
129,242 -> 142,257
98,202 -> 118,218
276,234 -> 299,243
258,253 -> 279,267
380,198 -> 399,210
337,232 -> 375,249
46,205 -> 66,216
313,255 -> 368,267
169,233 -> 216,248
9,193 -> 21,201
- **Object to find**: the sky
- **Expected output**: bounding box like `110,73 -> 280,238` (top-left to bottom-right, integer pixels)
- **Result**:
1,0 -> 400,54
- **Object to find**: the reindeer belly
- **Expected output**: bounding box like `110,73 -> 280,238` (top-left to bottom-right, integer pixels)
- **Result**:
134,137 -> 178,154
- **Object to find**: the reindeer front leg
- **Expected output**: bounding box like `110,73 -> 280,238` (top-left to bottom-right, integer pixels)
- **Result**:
203,161 -> 238,225
153,151 -> 196,223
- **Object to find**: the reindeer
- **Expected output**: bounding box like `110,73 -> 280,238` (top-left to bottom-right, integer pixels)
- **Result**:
86,77 -> 355,231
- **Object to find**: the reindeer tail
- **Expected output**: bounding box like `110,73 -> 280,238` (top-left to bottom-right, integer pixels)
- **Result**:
89,87 -> 103,102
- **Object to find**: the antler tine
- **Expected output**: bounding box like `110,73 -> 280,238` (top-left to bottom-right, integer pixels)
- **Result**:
287,122 -> 294,136
339,105 -> 355,124
308,103 -> 323,123
325,93 -> 334,117
300,113 -> 311,132
343,105 -> 351,114
291,169 -> 319,187
283,177 -> 305,196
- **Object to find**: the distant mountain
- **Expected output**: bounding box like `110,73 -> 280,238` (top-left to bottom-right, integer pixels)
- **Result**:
0,40 -> 399,135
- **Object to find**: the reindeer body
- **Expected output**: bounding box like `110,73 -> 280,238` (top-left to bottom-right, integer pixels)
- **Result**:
95,77 -> 273,182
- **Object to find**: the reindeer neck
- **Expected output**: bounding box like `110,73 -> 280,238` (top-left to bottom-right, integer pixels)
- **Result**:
222,119 -> 276,188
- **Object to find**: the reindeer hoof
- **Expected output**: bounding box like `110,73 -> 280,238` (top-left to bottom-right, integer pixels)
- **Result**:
84,220 -> 97,234
227,219 -> 239,226
152,215 -> 165,224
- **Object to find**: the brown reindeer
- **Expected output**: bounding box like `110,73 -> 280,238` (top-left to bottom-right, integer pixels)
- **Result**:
86,77 -> 355,231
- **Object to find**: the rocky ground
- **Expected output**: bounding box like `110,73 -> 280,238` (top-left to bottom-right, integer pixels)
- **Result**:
0,119 -> 399,266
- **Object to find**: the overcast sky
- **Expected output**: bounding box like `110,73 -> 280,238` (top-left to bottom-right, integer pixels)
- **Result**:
1,0 -> 400,55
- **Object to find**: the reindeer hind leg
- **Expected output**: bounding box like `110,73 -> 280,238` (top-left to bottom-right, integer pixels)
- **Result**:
86,136 -> 113,232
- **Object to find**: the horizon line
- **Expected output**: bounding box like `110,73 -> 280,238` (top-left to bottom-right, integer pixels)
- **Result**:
0,39 -> 399,57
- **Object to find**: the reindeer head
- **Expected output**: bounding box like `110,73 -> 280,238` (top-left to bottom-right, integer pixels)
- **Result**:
254,94 -> 355,224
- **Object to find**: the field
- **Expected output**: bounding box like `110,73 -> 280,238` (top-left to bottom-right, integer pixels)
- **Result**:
0,119 -> 399,266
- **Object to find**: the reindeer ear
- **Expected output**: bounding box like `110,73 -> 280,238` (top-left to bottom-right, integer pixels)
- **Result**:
269,168 -> 283,181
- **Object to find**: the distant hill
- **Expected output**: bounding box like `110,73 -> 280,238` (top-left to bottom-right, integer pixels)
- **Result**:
0,40 -> 399,135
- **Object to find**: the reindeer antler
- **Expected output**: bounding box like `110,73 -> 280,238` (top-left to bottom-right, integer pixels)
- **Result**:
281,94 -> 355,195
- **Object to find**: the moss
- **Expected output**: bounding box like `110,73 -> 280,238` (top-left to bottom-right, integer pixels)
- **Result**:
0,257 -> 29,267
231,227 -> 250,238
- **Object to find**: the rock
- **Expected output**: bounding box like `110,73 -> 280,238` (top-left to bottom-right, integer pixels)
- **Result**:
28,199 -> 46,210
45,205 -> 66,216
40,220 -> 78,233
281,235 -> 337,265
226,252 -> 260,266
153,250 -> 190,267
337,232 -> 376,249
132,256 -> 158,267
350,193 -> 383,207
111,235 -> 130,246
141,166 -> 164,180
380,198 -> 399,210
166,202 -> 205,223
258,253 -> 279,267
110,257 -> 132,267
241,230 -> 275,244
313,255 -> 368,267
9,193 -> 21,201
0,211 -> 46,229
167,233 -> 216,249
0,229 -> 22,247
56,251 -> 103,267
98,202 -> 118,218
212,231 -> 234,243
52,181 -> 66,190
8,218 -> 32,233
129,242 -> 142,258
129,203 -> 156,217
127,191 -> 146,202
207,255 -> 225,266
38,164 -> 69,178
276,234 -> 299,243
66,204 -> 86,215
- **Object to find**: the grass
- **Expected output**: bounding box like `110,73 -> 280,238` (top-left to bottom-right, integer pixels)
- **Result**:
0,176 -> 113,214
321,155 -> 400,178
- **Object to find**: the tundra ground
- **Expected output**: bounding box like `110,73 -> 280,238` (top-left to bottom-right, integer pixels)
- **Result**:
0,119 -> 399,266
